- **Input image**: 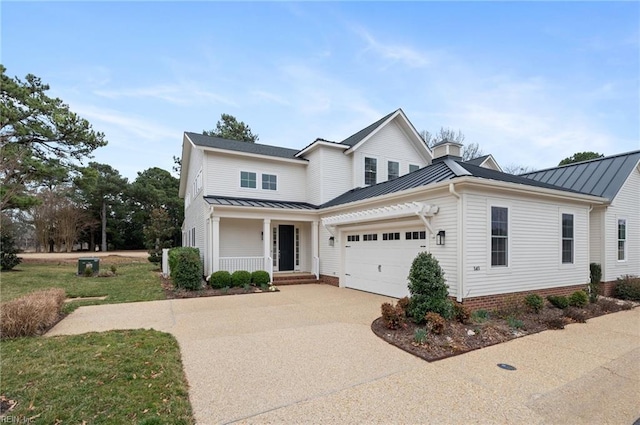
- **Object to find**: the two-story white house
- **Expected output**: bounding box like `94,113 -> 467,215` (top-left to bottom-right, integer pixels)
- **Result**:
179,108 -> 639,308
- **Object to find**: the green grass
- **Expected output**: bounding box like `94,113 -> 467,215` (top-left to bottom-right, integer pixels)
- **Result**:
0,262 -> 166,312
0,330 -> 194,424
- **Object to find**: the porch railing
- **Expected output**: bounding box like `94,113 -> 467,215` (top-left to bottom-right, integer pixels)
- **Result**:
219,257 -> 265,274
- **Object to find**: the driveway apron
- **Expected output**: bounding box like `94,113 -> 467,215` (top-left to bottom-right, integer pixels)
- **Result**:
48,285 -> 640,424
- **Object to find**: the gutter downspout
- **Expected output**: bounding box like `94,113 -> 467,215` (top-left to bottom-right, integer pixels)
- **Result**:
449,183 -> 463,302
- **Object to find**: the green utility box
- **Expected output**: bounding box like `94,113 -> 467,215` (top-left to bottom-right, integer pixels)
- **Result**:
78,257 -> 100,275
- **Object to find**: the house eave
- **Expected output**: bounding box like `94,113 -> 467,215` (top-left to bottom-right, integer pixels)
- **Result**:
201,146 -> 308,165
295,140 -> 349,158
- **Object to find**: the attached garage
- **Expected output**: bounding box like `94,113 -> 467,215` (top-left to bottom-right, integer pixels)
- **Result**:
343,228 -> 428,298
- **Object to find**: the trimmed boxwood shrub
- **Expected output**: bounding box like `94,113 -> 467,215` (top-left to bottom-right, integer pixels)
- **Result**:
171,247 -> 202,290
547,295 -> 569,309
210,271 -> 232,289
407,252 -> 453,322
231,270 -> 251,287
568,290 -> 589,308
524,294 -> 544,313
251,270 -> 271,286
614,275 -> 640,301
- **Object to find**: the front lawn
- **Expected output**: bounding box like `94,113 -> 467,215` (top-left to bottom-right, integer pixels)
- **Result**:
0,330 -> 193,424
0,260 -> 165,312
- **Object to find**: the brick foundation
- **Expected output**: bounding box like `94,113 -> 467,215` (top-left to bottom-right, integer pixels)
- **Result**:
320,274 -> 339,287
599,280 -> 617,297
459,283 -> 589,311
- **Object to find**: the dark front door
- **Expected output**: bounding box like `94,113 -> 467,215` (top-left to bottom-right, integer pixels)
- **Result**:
278,225 -> 295,271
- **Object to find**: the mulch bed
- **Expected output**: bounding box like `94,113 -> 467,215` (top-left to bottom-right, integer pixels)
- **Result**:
372,297 -> 636,362
161,276 -> 278,299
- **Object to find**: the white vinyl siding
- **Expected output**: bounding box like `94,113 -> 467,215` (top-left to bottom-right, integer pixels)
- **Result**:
464,192 -> 589,298
182,145 -> 207,262
602,167 -> 640,281
303,146 -> 353,206
353,120 -> 429,187
219,218 -> 263,257
589,208 -> 604,264
206,152 -> 307,202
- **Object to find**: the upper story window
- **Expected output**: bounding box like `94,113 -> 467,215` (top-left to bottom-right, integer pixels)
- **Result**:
409,164 -> 420,173
262,174 -> 277,190
364,157 -> 377,185
240,171 -> 257,188
562,213 -> 574,264
193,169 -> 203,194
618,218 -> 627,261
491,206 -> 508,267
388,161 -> 399,180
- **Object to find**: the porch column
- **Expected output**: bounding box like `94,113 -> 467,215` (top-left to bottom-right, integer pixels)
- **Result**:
312,220 -> 319,278
211,216 -> 220,273
263,219 -> 271,275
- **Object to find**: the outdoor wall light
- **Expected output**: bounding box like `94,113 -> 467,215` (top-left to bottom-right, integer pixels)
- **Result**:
329,236 -> 335,247
261,231 -> 264,241
436,230 -> 446,246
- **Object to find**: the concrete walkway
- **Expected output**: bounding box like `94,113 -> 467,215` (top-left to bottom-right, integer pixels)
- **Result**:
48,285 -> 640,424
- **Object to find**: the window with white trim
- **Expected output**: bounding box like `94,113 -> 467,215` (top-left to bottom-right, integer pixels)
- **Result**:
618,218 -> 627,261
388,161 -> 399,180
191,228 -> 196,247
240,171 -> 256,188
364,157 -> 377,185
491,206 -> 508,267
363,233 -> 378,241
295,227 -> 300,267
409,164 -> 420,173
262,173 -> 277,190
562,213 -> 574,264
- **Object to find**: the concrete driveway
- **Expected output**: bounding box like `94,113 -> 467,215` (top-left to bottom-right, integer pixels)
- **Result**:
48,285 -> 640,424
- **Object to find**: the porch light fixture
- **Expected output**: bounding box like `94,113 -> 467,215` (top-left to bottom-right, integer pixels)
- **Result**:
329,236 -> 335,247
436,230 -> 446,246
261,231 -> 264,241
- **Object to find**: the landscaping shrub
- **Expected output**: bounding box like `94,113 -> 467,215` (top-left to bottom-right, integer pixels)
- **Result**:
564,307 -> 588,323
168,247 -> 199,277
381,302 -> 405,330
471,309 -> 490,323
0,229 -> 22,271
413,328 -> 428,344
506,316 -> 525,330
568,290 -> 589,308
231,270 -> 251,287
614,275 -> 640,301
452,302 -> 471,324
110,264 -> 118,275
589,263 -> 602,303
251,270 -> 271,286
424,312 -> 446,335
1,288 -> 66,338
396,296 -> 410,317
407,252 -> 452,322
495,295 -> 524,319
547,295 -> 569,309
209,270 -> 232,289
171,248 -> 203,290
524,294 -> 544,313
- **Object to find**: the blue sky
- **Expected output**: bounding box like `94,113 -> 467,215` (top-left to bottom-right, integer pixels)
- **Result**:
3,1 -> 639,180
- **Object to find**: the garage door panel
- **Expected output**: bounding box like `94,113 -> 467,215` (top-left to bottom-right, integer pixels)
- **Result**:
344,229 -> 427,299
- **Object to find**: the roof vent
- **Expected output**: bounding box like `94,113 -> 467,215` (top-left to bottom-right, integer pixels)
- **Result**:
432,141 -> 463,161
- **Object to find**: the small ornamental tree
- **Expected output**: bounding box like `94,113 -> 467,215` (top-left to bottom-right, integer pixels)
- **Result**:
407,252 -> 453,322
0,227 -> 22,271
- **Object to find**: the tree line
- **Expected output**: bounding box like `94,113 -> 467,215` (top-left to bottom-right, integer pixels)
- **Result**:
1,65 -> 182,268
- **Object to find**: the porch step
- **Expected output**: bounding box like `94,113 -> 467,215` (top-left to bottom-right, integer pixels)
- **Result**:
273,274 -> 321,286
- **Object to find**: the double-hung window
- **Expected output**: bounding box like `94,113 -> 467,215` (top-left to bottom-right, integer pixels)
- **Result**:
240,171 -> 257,188
562,213 -> 574,264
409,164 -> 420,173
364,157 -> 377,185
618,218 -> 627,261
491,206 -> 508,267
388,161 -> 399,180
262,174 -> 277,190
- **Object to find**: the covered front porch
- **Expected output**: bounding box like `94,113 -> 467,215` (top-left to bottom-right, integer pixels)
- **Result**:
204,206 -> 320,280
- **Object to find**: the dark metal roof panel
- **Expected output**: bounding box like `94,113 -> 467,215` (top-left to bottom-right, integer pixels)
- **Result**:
204,196 -> 318,210
339,110 -> 397,147
464,155 -> 490,166
521,151 -> 640,200
186,132 -> 302,160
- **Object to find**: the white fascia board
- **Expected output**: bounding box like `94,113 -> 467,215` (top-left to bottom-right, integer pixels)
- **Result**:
179,133 -> 196,198
295,141 -> 349,158
209,206 -> 319,222
200,146 -> 308,165
482,155 -> 503,172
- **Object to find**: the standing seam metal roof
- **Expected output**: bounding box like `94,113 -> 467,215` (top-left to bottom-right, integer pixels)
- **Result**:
520,151 -> 640,200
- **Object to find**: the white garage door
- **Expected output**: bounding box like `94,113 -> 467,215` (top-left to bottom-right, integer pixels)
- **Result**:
344,229 -> 428,298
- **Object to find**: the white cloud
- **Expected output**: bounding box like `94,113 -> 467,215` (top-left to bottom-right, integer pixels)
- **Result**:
94,82 -> 238,107
353,26 -> 431,68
